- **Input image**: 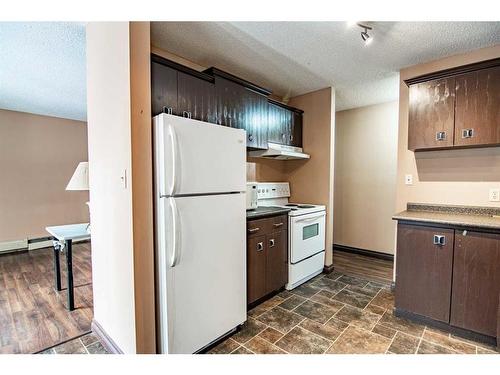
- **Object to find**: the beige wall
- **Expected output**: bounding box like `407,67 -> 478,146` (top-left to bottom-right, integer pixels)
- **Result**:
286,88 -> 336,266
86,22 -> 136,354
0,109 -> 89,242
129,22 -> 156,354
396,44 -> 500,214
334,101 -> 399,255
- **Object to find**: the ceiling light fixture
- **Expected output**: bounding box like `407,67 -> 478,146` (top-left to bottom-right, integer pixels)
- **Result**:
357,23 -> 373,46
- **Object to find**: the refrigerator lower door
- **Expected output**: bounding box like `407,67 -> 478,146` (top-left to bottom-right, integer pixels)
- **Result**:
156,193 -> 246,354
154,113 -> 246,197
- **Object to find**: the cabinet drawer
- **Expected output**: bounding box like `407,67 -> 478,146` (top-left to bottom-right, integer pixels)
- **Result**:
247,217 -> 273,237
271,215 -> 288,233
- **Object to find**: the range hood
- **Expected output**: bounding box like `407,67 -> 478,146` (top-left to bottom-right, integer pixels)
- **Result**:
248,142 -> 310,160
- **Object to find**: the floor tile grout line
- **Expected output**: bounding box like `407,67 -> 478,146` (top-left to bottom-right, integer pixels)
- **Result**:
322,320 -> 350,354
384,330 -> 398,354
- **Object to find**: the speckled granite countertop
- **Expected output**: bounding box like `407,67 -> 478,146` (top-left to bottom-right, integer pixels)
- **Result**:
393,203 -> 500,230
246,206 -> 291,220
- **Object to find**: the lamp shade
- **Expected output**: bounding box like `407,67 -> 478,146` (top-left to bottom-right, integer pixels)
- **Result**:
66,162 -> 89,191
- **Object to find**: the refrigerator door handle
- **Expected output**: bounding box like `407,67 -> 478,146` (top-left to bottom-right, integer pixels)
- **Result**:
167,125 -> 179,196
169,198 -> 181,267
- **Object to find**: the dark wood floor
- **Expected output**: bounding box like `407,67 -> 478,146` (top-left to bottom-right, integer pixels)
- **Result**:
333,249 -> 394,283
0,242 -> 93,354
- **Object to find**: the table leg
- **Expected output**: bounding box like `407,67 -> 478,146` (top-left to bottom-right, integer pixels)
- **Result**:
66,239 -> 74,311
53,243 -> 62,291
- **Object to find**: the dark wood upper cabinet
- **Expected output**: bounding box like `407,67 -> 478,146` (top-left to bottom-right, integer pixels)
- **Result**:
151,61 -> 178,117
151,55 -> 305,150
213,76 -> 244,128
268,101 -> 291,145
450,230 -> 500,336
406,59 -> 500,151
454,66 -> 500,148
177,72 -> 216,123
291,111 -> 303,147
212,71 -> 268,149
243,88 -> 268,149
268,100 -> 303,147
408,77 -> 456,151
395,223 -> 455,323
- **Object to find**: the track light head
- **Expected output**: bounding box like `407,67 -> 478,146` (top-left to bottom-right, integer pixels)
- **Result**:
358,24 -> 373,46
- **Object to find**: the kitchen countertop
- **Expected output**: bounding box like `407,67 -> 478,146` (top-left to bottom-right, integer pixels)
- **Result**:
246,206 -> 291,220
393,203 -> 500,230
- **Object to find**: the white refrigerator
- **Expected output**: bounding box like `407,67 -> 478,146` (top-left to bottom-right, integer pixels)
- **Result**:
153,113 -> 247,354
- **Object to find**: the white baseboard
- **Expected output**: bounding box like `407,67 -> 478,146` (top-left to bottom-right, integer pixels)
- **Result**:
0,239 -> 28,254
28,239 -> 54,251
0,237 -> 90,254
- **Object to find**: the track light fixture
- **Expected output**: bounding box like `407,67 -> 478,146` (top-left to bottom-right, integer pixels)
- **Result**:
357,23 -> 373,46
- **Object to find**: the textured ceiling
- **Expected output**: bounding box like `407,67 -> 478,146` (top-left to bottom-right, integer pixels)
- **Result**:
0,22 -> 86,121
152,22 -> 500,111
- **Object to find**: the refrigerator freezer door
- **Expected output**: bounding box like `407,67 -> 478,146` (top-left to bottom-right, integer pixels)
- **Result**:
156,193 -> 247,354
154,113 -> 247,196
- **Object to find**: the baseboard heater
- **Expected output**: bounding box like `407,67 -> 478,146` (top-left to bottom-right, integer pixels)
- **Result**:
0,236 -> 89,254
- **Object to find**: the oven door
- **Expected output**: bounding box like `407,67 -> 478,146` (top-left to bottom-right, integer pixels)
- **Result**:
290,211 -> 326,264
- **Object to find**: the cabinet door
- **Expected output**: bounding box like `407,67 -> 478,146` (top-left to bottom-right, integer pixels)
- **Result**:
177,72 -> 216,123
408,77 -> 455,150
151,61 -> 178,117
450,230 -> 500,336
265,230 -> 288,294
454,66 -> 500,147
290,111 -> 303,147
213,76 -> 244,128
242,89 -> 268,149
268,103 -> 291,145
395,224 -> 454,322
247,235 -> 267,304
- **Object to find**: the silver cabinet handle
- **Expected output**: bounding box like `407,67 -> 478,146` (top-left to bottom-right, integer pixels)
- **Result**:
248,134 -> 254,142
162,106 -> 173,115
436,131 -> 446,141
273,222 -> 283,228
289,135 -> 293,141
433,235 -> 446,246
257,242 -> 264,251
269,239 -> 275,247
182,111 -> 192,119
248,227 -> 260,233
462,129 -> 474,138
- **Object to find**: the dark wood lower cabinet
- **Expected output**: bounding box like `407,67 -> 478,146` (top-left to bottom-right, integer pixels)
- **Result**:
450,230 -> 500,337
247,214 -> 288,305
395,222 -> 500,342
247,235 -> 267,304
395,224 -> 454,323
265,230 -> 288,294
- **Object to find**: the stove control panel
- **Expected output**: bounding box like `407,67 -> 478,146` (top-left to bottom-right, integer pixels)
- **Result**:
257,182 -> 290,199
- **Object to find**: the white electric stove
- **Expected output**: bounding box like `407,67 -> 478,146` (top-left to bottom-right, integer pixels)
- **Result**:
257,182 -> 326,290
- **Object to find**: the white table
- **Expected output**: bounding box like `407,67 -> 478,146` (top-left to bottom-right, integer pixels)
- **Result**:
46,223 -> 90,311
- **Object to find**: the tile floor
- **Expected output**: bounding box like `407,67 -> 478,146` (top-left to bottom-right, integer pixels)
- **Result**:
38,333 -> 109,354
208,271 -> 499,355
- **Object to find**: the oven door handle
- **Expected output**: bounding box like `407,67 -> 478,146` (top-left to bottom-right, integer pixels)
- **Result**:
294,213 -> 325,224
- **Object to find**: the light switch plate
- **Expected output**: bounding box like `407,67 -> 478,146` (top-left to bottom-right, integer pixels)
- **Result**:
405,174 -> 413,185
489,188 -> 500,202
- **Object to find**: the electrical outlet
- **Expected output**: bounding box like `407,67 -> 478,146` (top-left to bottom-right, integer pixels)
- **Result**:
489,188 -> 500,202
405,174 -> 413,185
